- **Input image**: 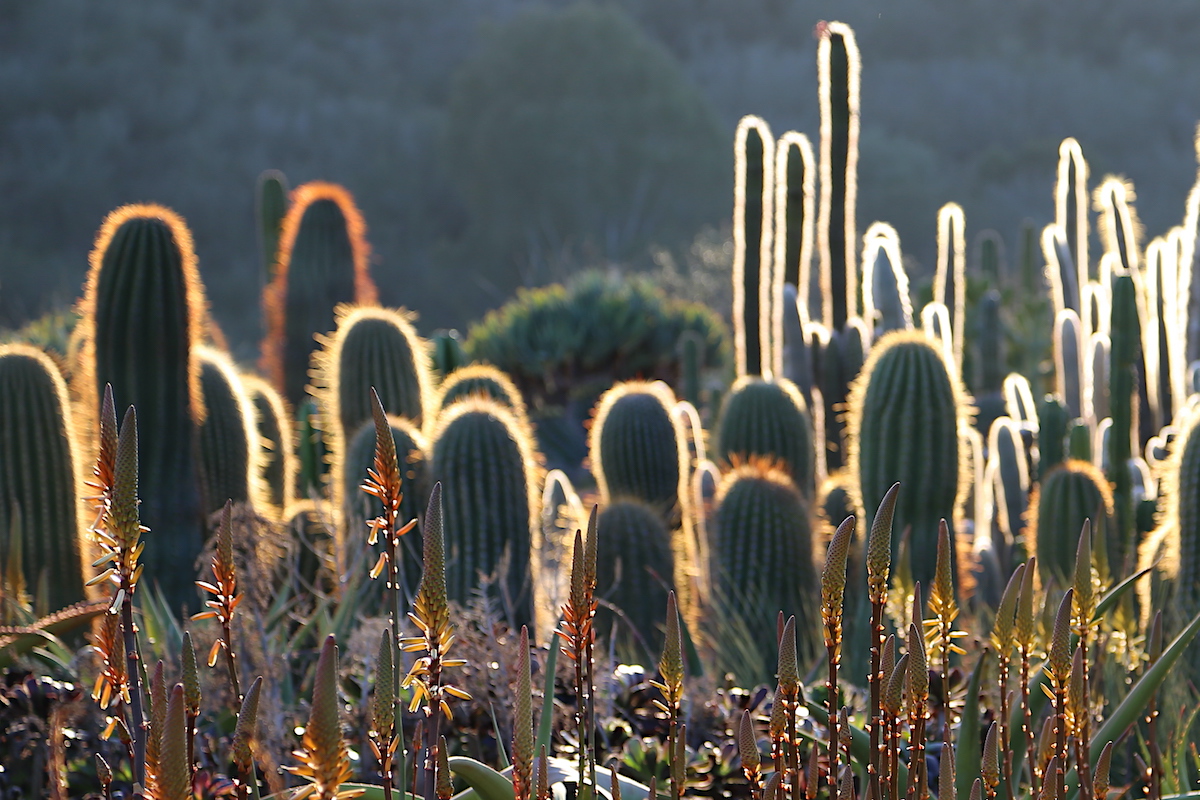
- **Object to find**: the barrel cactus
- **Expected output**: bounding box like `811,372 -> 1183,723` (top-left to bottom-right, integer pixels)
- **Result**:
195,346 -> 264,516
594,500 -> 675,652
847,330 -> 971,587
589,381 -> 687,521
1029,459 -> 1113,588
438,364 -> 526,417
430,397 -> 539,623
77,203 -> 208,611
715,376 -> 815,497
261,182 -> 378,407
712,461 -> 819,682
241,374 -> 295,514
0,344 -> 85,609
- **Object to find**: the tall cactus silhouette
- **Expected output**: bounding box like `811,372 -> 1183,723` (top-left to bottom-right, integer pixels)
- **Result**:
816,20 -> 860,332
77,204 -> 207,610
1108,274 -> 1139,573
261,182 -> 378,407
256,169 -> 289,285
195,346 -> 264,516
1143,404 -> 1200,624
590,381 -> 687,520
934,203 -> 966,374
430,397 -> 539,623
774,132 -> 817,320
847,330 -> 970,586
715,376 -> 816,498
861,222 -> 912,337
1055,138 -> 1090,304
733,115 -> 775,378
241,374 -> 295,514
0,345 -> 85,609
1030,460 -> 1112,588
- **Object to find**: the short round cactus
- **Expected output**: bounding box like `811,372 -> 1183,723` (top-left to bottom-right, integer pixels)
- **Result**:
1028,459 -> 1113,587
715,376 -> 815,497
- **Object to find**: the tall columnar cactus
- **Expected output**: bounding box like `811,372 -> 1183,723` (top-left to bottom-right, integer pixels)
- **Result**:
976,289 -> 1006,396
935,203 -> 967,375
712,461 -> 819,680
438,364 -> 526,417
1088,332 -> 1111,424
195,346 -> 264,516
240,374 -> 295,514
1037,395 -> 1070,480
988,416 -> 1029,550
590,381 -> 687,520
847,330 -> 970,586
1054,309 -> 1085,420
594,500 -> 675,650
861,222 -> 912,337
256,169 -> 289,285
733,115 -> 775,379
430,396 -> 539,623
816,20 -> 860,332
774,131 -> 816,319
77,204 -> 208,611
1144,404 -> 1200,622
1030,459 -> 1113,587
261,182 -> 379,407
715,376 -> 815,498
810,317 -> 869,472
1109,274 -> 1139,573
976,229 -> 1005,283
1055,138 -> 1090,300
339,415 -> 429,589
0,345 -> 85,609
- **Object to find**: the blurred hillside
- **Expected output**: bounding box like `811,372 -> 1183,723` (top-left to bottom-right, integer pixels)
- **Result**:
3,0 -> 1200,357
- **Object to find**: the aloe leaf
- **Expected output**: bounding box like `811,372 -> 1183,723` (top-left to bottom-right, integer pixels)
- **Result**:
448,756 -> 516,800
1092,565 -> 1152,621
958,650 -> 988,800
537,633 -> 560,754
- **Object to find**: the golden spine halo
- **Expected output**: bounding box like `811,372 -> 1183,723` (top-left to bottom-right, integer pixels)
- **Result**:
935,202 -> 966,373
239,371 -> 297,514
1055,138 -> 1090,292
733,114 -> 776,379
774,131 -> 816,330
194,344 -> 269,513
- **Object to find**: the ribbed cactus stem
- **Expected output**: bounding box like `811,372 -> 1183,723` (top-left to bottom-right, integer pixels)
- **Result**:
241,374 -> 295,514
978,290 -> 1006,394
256,169 -> 289,285
430,397 -> 539,623
437,364 -> 526,416
733,115 -> 775,379
1038,396 -> 1070,480
261,182 -> 378,407
935,203 -> 967,375
1109,275 -> 1138,572
862,222 -> 912,337
715,376 -> 815,498
195,346 -> 264,516
0,345 -> 85,609
594,500 -> 675,650
990,416 -> 1029,547
1030,460 -> 1112,588
1054,310 -> 1085,420
78,204 -> 207,612
774,132 -> 817,320
1055,139 -> 1090,297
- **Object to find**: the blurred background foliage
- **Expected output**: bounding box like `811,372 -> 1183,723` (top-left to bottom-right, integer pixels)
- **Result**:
3,0 -> 1200,357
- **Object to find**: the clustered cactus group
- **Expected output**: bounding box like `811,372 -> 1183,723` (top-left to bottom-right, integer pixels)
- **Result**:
2,17 -> 1200,800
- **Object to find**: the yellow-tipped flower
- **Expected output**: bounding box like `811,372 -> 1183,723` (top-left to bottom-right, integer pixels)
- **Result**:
925,520 -> 966,654
1071,522 -> 1095,633
652,592 -> 684,714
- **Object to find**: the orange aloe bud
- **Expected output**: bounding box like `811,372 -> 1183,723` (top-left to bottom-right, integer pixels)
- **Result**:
778,615 -> 800,698
160,684 -> 192,800
969,778 -> 982,800
738,710 -> 760,778
513,626 -> 534,800
805,744 -> 819,800
584,503 -> 599,591
611,762 -> 623,800
981,721 -> 999,796
867,484 -> 900,601
232,675 -> 263,774
763,771 -> 782,800
1093,741 -> 1114,800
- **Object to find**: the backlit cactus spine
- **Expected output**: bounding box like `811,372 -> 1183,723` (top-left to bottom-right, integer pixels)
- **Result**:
934,203 -> 966,374
1029,459 -> 1113,588
76,204 -> 208,611
430,397 -> 539,623
437,364 -> 526,416
774,131 -> 816,319
594,500 -> 675,650
1143,405 -> 1200,620
733,115 -> 775,378
241,374 -> 295,514
590,381 -> 687,520
0,344 -> 86,609
861,222 -> 912,337
195,346 -> 265,516
715,376 -> 815,498
261,182 -> 379,407
712,461 -> 819,680
847,330 -> 970,586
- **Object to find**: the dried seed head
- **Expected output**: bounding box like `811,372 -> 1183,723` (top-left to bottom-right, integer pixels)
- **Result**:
867,484 -> 900,599
1093,741 -> 1114,800
232,675 -> 263,774
513,626 -> 534,800
981,721 -> 999,793
884,653 -> 908,716
778,615 -> 800,698
1049,589 -> 1074,686
372,628 -> 394,741
1072,521 -> 1094,628
738,710 -> 760,777
181,631 -> 201,716
990,563 -> 1024,656
822,516 -> 855,626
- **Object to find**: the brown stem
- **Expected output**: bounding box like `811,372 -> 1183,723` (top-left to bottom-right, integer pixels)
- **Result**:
1019,646 -> 1036,796
997,657 -> 1013,800
186,711 -> 198,794
887,713 -> 899,800
827,643 -> 839,797
868,601 -> 885,800
1077,631 -> 1092,800
221,619 -> 242,704
121,595 -> 147,788
786,694 -> 800,800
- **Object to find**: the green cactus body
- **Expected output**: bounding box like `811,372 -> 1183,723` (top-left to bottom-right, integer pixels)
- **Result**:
816,21 -> 860,332
977,290 -> 1006,396
1068,420 -> 1093,461
715,376 -> 815,497
935,203 -> 967,374
862,222 -> 912,336
1109,274 -> 1139,572
261,182 -> 378,407
813,318 -> 868,473
1037,395 -> 1070,479
1030,459 -> 1112,588
1054,309 -> 1084,420
241,374 -> 294,514
438,364 -> 526,417
774,131 -> 816,318
195,347 -> 263,516
257,169 -> 289,285
595,500 -> 675,651
340,415 -> 429,589
295,398 -> 325,498
733,115 -> 774,379
1088,332 -> 1111,424
976,230 -> 1004,283
848,330 -> 970,586
78,204 -> 207,610
1055,138 -> 1090,299
590,381 -> 687,520
431,330 -> 466,380
989,416 -> 1029,547
712,462 -> 818,682
781,284 -> 812,399
678,330 -> 704,410
430,397 -> 539,623
0,345 -> 85,609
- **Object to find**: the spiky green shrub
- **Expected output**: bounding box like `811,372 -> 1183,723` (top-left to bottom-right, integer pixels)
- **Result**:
712,461 -> 818,682
847,329 -> 970,586
715,376 -> 815,497
77,204 -> 208,610
464,270 -> 728,408
430,396 -> 539,623
594,499 -> 675,652
241,374 -> 294,514
1030,459 -> 1113,587
195,347 -> 263,516
257,169 -> 289,284
0,344 -> 85,609
260,182 -> 378,407
437,364 -> 526,416
339,414 -> 429,589
590,381 -> 686,519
